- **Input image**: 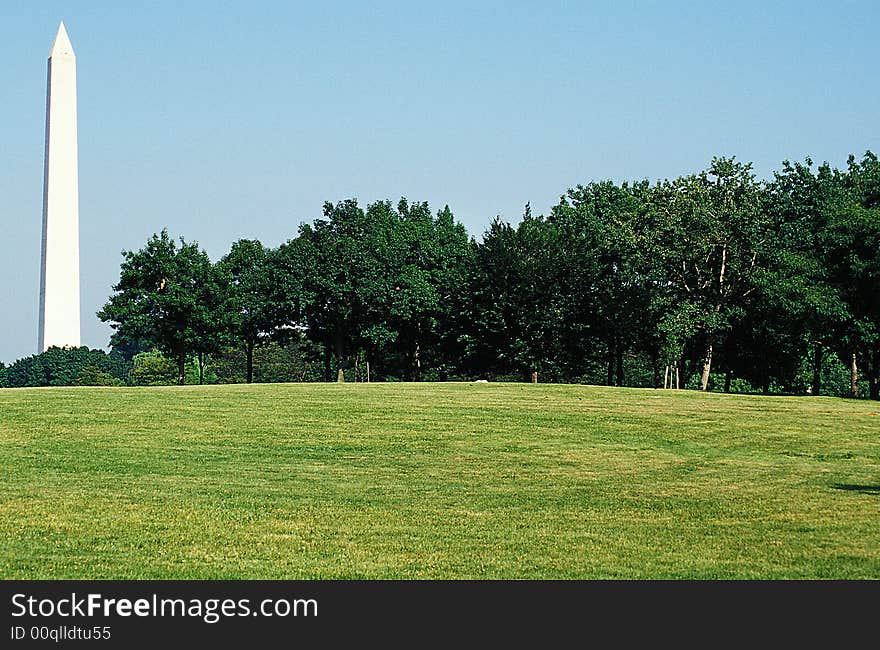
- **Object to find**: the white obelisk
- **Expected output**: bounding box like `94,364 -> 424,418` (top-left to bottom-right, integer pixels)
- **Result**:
39,22 -> 81,351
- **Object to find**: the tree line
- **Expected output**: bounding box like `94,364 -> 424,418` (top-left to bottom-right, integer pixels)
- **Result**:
0,343 -> 327,388
3,153 -> 876,397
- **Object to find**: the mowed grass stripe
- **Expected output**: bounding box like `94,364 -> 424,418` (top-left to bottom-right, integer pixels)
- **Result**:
0,383 -> 878,578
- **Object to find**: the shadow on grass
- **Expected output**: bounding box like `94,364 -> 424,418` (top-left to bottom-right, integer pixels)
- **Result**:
833,484 -> 880,495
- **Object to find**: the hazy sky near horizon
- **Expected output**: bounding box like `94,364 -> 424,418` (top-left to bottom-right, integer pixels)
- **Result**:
1,1 -> 878,363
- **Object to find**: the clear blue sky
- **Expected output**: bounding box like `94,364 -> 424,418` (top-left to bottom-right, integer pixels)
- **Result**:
1,1 -> 878,363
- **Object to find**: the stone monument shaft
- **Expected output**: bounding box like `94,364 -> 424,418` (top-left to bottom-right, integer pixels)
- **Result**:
39,22 -> 81,351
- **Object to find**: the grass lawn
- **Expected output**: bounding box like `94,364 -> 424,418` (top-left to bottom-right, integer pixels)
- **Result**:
0,382 -> 878,579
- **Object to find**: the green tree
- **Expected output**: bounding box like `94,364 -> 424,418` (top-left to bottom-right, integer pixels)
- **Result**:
459,217 -> 519,378
4,347 -> 129,387
99,230 -> 225,384
647,158 -> 772,390
549,181 -> 652,385
832,152 -> 880,398
218,239 -> 276,383
764,158 -> 851,395
460,210 -> 562,381
292,200 -> 377,381
360,199 -> 473,380
429,204 -> 478,379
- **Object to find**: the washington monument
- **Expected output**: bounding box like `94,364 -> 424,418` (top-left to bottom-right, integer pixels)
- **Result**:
39,22 -> 81,351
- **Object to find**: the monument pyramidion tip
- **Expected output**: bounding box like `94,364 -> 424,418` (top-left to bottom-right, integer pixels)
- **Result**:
49,21 -> 75,58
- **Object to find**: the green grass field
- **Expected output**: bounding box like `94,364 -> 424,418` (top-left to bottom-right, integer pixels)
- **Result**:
1,383 -> 878,579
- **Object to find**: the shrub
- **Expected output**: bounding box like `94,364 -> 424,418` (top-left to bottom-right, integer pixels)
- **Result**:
73,366 -> 123,386
130,350 -> 198,385
5,347 -> 130,387
728,377 -> 760,394
209,341 -> 325,384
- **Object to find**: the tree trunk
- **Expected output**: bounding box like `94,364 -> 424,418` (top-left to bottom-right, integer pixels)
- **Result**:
412,322 -> 422,382
700,343 -> 713,391
323,348 -> 332,382
870,347 -> 880,400
615,346 -> 624,387
531,371 -> 538,384
724,368 -> 732,393
334,335 -> 345,383
366,360 -> 370,383
177,352 -> 186,386
663,365 -> 670,389
675,364 -> 680,390
850,352 -> 859,399
812,343 -> 823,396
606,340 -> 615,386
412,342 -> 421,381
652,354 -> 661,389
197,351 -> 204,385
354,355 -> 358,383
246,340 -> 254,384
